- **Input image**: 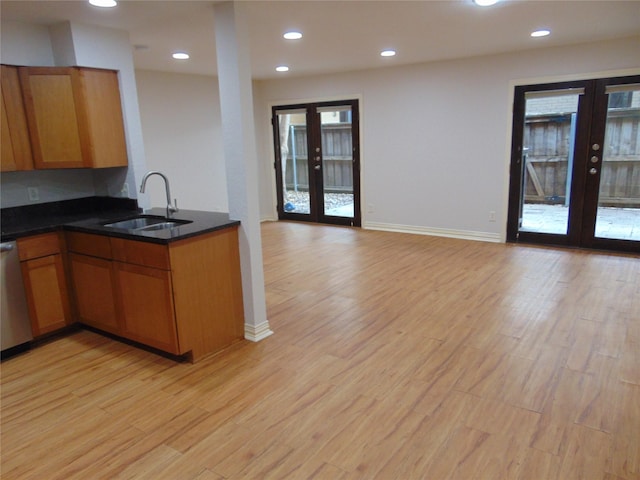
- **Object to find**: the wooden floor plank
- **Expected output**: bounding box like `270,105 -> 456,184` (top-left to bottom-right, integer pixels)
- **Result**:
557,424 -> 612,480
1,221 -> 638,479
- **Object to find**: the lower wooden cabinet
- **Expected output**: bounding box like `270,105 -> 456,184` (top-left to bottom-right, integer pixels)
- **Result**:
14,226 -> 243,357
69,253 -> 119,334
114,262 -> 179,354
66,227 -> 244,361
17,233 -> 72,336
168,227 -> 245,360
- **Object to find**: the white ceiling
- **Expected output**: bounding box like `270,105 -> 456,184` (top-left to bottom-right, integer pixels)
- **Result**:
2,0 -> 640,80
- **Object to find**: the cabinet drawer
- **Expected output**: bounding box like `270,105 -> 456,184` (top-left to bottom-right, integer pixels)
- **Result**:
111,238 -> 170,270
17,232 -> 61,260
66,232 -> 112,259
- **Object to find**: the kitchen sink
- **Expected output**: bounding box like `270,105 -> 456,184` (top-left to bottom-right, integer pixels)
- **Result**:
103,216 -> 164,230
102,216 -> 192,232
135,221 -> 186,232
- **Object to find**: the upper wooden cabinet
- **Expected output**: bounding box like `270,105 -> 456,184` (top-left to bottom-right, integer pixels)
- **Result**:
18,66 -> 128,169
1,65 -> 34,172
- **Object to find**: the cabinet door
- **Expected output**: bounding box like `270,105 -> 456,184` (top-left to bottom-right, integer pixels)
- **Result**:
21,254 -> 71,336
169,228 -> 245,361
80,68 -> 128,168
114,262 -> 180,354
69,253 -> 120,334
19,66 -> 128,170
1,65 -> 34,171
19,67 -> 86,169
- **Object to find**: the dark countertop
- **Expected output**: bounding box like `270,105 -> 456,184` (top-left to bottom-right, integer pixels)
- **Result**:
1,197 -> 239,244
66,208 -> 240,244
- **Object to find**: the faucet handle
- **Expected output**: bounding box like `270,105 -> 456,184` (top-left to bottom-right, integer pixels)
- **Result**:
166,199 -> 178,218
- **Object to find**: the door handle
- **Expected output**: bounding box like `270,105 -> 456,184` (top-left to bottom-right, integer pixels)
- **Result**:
589,167 -> 598,175
314,165 -> 321,170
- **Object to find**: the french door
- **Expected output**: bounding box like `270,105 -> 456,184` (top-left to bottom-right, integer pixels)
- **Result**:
507,75 -> 640,253
272,100 -> 361,227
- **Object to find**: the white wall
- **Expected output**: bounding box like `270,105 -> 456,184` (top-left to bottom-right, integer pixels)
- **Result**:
135,70 -> 228,212
1,170 -> 96,208
0,21 -> 55,67
254,36 -> 640,241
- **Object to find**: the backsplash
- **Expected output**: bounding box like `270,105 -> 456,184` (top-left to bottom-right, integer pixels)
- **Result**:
1,169 -> 95,208
0,167 -> 134,209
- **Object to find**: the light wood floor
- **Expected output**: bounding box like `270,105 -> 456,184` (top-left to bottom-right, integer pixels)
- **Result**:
1,221 -> 639,479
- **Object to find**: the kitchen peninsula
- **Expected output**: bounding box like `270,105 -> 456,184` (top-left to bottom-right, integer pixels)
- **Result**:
1,197 -> 244,362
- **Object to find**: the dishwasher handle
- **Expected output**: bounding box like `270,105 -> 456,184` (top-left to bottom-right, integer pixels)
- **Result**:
0,243 -> 15,253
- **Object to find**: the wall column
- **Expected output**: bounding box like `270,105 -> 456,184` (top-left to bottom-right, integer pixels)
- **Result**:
213,1 -> 272,341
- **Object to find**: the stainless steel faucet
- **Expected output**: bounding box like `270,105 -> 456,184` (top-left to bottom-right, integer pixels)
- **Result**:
139,171 -> 179,218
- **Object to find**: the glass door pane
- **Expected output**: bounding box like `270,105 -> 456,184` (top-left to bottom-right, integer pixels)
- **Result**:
594,85 -> 640,241
509,76 -> 639,252
273,99 -> 360,227
276,109 -> 310,215
318,106 -> 354,219
519,91 -> 581,236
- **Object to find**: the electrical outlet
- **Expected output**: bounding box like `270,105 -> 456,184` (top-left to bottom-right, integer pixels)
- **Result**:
27,187 -> 39,202
489,210 -> 496,222
367,203 -> 375,213
120,183 -> 129,198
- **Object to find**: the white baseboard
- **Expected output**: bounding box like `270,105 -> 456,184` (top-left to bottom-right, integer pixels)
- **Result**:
363,221 -> 502,243
261,216 -> 501,242
244,321 -> 274,342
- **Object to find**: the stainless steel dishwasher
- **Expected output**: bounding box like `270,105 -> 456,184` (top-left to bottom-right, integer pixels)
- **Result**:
1,241 -> 33,357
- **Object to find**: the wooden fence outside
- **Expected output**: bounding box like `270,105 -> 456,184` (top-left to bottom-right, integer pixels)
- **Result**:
284,124 -> 353,193
284,112 -> 640,205
524,108 -> 640,207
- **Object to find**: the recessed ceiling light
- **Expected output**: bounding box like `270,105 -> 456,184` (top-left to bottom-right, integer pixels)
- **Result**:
172,52 -> 190,60
531,29 -> 551,38
283,31 -> 302,40
380,50 -> 396,57
276,66 -> 290,72
89,0 -> 117,7
473,0 -> 499,6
